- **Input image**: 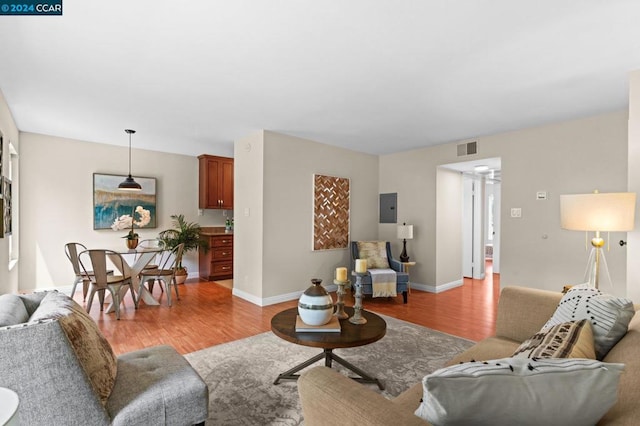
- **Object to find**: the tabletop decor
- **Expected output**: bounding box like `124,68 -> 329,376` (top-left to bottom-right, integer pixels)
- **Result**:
397,222 -> 414,262
111,205 -> 151,249
350,269 -> 368,325
333,267 -> 349,320
298,278 -> 334,326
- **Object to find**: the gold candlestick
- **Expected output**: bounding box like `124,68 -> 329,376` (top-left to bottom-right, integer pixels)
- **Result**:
349,272 -> 367,325
333,279 -> 350,319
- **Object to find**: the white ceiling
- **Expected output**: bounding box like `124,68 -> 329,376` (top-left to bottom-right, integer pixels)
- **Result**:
1,1 -> 640,157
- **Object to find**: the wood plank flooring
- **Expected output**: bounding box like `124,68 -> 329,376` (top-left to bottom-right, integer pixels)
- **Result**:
82,263 -> 500,355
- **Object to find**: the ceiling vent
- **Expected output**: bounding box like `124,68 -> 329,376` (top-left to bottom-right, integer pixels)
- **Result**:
457,141 -> 477,156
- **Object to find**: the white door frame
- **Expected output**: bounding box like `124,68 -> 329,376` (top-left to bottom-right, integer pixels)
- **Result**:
462,175 -> 486,279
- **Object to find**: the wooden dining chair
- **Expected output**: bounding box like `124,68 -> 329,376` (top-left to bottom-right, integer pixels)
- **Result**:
64,242 -> 113,301
78,249 -> 139,320
139,243 -> 184,307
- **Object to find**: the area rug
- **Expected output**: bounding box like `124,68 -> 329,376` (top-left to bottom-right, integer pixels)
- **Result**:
185,314 -> 474,425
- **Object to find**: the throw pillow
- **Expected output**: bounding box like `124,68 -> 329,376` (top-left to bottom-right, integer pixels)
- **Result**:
542,284 -> 635,359
0,294 -> 29,326
512,319 -> 595,359
357,241 -> 390,269
28,291 -> 117,406
415,358 -> 624,426
18,291 -> 48,316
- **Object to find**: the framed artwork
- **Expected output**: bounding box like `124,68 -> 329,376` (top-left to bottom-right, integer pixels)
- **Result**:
2,177 -> 11,236
313,174 -> 350,250
0,134 -> 3,198
93,173 -> 157,230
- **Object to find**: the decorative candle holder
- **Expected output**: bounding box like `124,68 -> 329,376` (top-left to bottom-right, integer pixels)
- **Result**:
349,272 -> 367,325
333,279 -> 350,320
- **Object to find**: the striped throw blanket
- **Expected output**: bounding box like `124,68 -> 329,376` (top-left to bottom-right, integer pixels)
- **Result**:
368,268 -> 397,297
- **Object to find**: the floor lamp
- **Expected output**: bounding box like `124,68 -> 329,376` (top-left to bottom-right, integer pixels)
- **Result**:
560,191 -> 636,289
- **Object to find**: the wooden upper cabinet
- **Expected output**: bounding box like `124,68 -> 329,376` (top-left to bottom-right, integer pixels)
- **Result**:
198,155 -> 234,209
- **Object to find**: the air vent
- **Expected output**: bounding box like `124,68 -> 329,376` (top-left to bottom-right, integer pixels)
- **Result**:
457,141 -> 477,156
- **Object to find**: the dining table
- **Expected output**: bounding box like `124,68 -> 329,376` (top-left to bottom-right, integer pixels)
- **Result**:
104,246 -> 163,313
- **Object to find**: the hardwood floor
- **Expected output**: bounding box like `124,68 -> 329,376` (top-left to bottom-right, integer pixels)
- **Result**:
82,263 -> 500,355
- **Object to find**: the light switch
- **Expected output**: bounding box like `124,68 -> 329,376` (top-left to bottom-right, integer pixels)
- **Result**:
511,208 -> 522,218
244,207 -> 250,217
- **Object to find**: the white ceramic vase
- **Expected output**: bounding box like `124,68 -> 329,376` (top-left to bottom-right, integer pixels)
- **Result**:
298,278 -> 334,326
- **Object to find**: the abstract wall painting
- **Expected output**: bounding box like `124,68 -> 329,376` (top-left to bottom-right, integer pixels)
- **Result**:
93,173 -> 157,230
313,174 -> 350,250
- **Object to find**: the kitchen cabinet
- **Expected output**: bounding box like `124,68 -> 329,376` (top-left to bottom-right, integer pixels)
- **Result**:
198,155 -> 233,209
199,233 -> 233,280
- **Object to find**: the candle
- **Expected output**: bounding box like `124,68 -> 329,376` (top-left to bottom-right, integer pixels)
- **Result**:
336,267 -> 347,282
355,259 -> 367,273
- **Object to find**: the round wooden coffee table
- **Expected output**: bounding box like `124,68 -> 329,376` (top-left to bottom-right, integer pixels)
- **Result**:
271,306 -> 386,389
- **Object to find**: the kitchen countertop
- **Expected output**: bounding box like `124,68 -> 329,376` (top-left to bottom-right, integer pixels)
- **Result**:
201,226 -> 233,236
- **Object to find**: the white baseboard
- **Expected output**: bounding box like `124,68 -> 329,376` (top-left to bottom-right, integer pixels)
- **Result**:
411,279 -> 463,293
232,284 -> 338,307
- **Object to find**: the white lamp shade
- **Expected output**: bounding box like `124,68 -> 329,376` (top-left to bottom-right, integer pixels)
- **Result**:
397,224 -> 414,239
560,192 -> 636,232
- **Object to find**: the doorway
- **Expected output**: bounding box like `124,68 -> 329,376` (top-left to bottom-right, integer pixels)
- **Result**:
439,158 -> 501,280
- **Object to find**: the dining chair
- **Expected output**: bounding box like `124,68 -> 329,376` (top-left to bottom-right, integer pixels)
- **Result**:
77,249 -> 139,320
64,242 -> 113,301
139,243 -> 184,307
135,238 -> 165,292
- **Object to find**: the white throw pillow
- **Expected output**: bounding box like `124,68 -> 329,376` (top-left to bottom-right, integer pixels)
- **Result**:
542,284 -> 634,359
415,358 -> 624,426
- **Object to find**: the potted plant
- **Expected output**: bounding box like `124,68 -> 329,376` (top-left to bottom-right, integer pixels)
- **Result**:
159,214 -> 209,284
111,206 -> 152,249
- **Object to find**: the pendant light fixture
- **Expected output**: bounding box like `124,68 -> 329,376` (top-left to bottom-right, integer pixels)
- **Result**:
118,129 -> 142,191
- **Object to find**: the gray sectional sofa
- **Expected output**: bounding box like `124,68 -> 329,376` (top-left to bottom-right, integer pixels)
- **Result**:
0,290 -> 208,426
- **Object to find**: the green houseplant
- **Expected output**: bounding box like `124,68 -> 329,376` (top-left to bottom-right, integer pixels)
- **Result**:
158,214 -> 209,283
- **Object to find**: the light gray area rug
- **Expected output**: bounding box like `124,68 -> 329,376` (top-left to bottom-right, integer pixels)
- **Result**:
185,313 -> 474,425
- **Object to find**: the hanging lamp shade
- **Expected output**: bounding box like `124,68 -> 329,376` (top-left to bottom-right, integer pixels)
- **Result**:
118,129 -> 142,191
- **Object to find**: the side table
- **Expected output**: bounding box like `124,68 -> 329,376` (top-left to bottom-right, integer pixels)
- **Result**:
402,261 -> 416,293
0,388 -> 19,426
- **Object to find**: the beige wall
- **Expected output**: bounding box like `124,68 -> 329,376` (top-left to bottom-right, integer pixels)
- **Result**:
19,132 -> 229,292
232,131 -> 265,302
627,70 -> 640,302
233,130 -> 379,305
380,111 -> 629,295
0,90 -> 20,294
435,168 -> 463,289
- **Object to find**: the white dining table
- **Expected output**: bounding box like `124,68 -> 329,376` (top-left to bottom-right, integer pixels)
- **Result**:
105,246 -> 163,313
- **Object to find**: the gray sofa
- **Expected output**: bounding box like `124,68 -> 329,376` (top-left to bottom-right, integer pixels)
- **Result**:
0,291 -> 208,426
